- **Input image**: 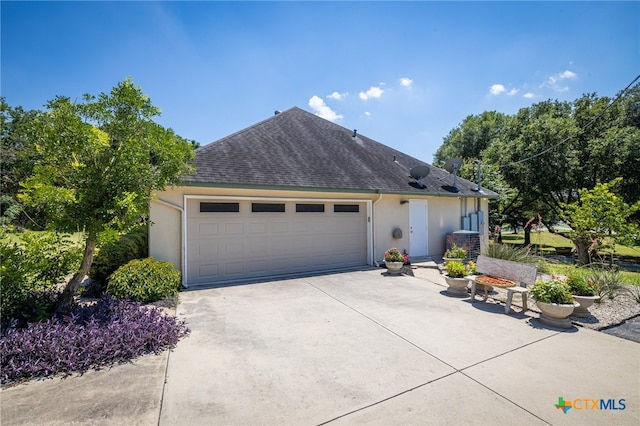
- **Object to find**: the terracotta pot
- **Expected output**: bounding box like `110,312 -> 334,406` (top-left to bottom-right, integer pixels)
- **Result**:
385,261 -> 404,274
572,295 -> 600,317
444,275 -> 469,297
535,300 -> 579,329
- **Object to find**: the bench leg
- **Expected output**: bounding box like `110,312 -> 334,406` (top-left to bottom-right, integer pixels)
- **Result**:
505,291 -> 514,314
505,289 -> 529,314
470,281 -> 477,301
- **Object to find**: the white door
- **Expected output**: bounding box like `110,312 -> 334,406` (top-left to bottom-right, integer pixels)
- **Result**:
409,200 -> 428,257
186,199 -> 368,285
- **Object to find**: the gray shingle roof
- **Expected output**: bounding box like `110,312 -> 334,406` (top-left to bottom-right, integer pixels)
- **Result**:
187,107 -> 496,197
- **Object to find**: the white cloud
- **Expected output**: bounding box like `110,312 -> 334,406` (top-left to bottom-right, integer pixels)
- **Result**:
507,88 -> 518,96
489,84 -> 506,95
327,91 -> 347,101
559,70 -> 577,80
308,96 -> 343,122
541,70 -> 578,92
359,86 -> 384,100
400,77 -> 413,87
364,111 -> 371,117
523,92 -> 535,99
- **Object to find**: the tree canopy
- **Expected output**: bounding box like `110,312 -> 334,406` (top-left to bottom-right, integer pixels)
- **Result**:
14,79 -> 196,309
434,82 -> 640,249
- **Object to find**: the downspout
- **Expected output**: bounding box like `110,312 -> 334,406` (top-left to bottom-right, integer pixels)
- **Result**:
372,191 -> 383,266
152,198 -> 186,287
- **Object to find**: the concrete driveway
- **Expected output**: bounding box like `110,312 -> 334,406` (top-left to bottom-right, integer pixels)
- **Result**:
2,266 -> 638,425
161,267 -> 639,425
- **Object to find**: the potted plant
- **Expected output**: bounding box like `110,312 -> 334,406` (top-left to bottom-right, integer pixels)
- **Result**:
530,279 -> 578,328
443,260 -> 469,297
384,248 -> 405,274
566,275 -> 600,317
443,243 -> 467,264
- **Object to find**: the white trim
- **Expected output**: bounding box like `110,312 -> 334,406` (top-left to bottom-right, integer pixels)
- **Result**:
182,195 -> 373,287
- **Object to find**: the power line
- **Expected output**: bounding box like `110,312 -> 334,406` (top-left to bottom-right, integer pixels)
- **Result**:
499,73 -> 640,169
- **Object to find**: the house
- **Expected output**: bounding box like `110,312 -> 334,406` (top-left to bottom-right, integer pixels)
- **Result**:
150,107 -> 497,287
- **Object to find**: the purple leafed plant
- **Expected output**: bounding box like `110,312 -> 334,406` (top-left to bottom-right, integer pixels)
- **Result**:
0,296 -> 189,385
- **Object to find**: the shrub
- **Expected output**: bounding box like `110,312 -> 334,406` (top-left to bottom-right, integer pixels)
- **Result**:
483,243 -> 532,263
584,267 -> 624,301
444,243 -> 467,259
0,296 -> 189,384
530,279 -> 574,304
384,247 -> 404,262
467,260 -> 477,275
106,257 -> 180,303
1,231 -> 82,326
483,242 -> 550,272
566,274 -> 599,296
89,226 -> 148,287
444,261 -> 467,278
625,285 -> 640,304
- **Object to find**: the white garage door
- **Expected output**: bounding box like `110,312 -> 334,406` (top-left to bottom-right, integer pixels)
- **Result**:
186,199 -> 368,285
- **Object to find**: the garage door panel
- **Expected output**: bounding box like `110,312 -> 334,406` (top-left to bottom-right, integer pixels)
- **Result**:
198,223 -> 219,235
198,264 -> 219,279
224,222 -> 244,235
249,222 -> 268,234
198,242 -> 219,258
270,222 -> 289,233
187,199 -> 367,285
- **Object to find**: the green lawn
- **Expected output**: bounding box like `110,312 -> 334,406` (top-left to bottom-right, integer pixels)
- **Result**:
500,231 -> 640,285
501,231 -> 640,258
545,263 -> 640,286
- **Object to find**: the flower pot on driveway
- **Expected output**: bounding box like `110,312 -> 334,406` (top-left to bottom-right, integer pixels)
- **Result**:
444,275 -> 469,297
536,300 -> 579,329
572,295 -> 600,317
385,261 -> 404,275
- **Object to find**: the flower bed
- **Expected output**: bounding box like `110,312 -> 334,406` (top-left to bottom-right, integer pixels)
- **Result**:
475,275 -> 516,288
0,296 -> 189,385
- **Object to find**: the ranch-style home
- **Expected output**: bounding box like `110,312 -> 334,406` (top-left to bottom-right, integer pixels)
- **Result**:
150,107 -> 497,287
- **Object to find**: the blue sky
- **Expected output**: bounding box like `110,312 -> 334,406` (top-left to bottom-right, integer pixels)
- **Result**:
2,1 -> 638,162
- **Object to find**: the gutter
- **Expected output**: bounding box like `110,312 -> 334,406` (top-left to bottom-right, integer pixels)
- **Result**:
372,191 -> 384,266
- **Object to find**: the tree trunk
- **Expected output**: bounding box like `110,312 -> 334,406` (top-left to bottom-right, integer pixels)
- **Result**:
523,224 -> 532,246
55,234 -> 97,312
572,236 -> 592,265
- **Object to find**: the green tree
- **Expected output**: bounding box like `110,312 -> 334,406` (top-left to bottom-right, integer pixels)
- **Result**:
0,99 -> 42,226
457,160 -> 516,240
563,178 -> 640,264
433,111 -> 508,166
17,79 -> 195,310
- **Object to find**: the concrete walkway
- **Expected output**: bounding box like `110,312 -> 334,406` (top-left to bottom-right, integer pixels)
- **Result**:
2,264 -> 639,425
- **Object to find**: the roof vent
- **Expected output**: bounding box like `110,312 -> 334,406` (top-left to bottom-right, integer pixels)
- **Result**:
274,110 -> 281,115
352,129 -> 357,137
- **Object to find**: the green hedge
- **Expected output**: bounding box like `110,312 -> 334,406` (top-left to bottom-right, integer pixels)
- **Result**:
1,231 -> 82,325
89,226 -> 148,285
106,257 -> 180,303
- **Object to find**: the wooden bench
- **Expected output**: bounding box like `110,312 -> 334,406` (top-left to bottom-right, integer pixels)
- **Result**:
469,255 -> 538,314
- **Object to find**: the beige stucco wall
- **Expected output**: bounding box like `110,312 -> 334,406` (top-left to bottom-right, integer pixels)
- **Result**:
150,185 -> 491,272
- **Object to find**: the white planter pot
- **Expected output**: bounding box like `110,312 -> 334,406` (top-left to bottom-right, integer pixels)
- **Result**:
572,295 -> 600,317
444,275 -> 469,297
385,261 -> 404,275
536,300 -> 579,329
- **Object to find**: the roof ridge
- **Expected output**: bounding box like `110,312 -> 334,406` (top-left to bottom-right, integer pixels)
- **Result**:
196,106 -> 299,152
